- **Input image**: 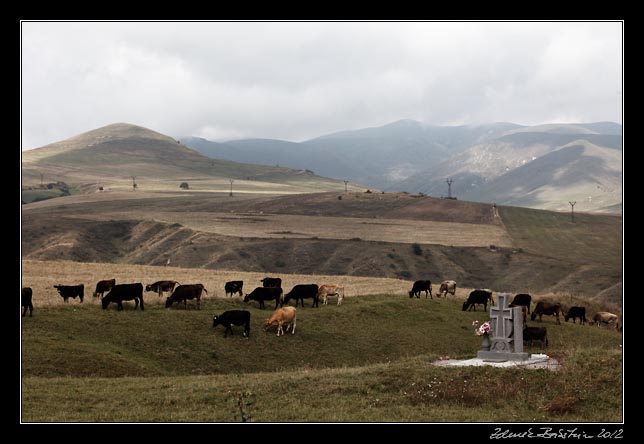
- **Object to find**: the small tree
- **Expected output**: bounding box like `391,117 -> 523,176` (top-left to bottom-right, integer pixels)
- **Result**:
180,182 -> 189,190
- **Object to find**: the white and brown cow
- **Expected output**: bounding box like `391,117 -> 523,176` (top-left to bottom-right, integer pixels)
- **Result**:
438,280 -> 456,298
590,312 -> 620,330
318,284 -> 345,305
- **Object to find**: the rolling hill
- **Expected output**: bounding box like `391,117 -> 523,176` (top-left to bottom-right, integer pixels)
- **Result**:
183,120 -> 622,213
21,123 -> 365,202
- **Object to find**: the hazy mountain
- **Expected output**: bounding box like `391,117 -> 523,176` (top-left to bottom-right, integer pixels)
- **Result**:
184,119 -> 622,213
183,120 -> 522,188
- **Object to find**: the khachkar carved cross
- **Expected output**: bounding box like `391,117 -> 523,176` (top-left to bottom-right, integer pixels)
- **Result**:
489,293 -> 524,353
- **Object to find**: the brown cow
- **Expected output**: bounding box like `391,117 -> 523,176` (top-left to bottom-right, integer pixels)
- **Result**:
93,279 -> 116,298
530,301 -> 563,325
146,280 -> 180,297
262,306 -> 297,336
165,284 -> 206,309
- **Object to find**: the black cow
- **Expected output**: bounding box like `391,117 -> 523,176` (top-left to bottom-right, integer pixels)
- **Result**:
510,293 -> 532,314
225,280 -> 244,297
462,289 -> 493,312
523,326 -> 548,348
146,280 -> 180,297
244,287 -> 283,309
283,284 -> 320,308
54,284 -> 84,303
22,287 -> 33,317
93,279 -> 116,298
261,277 -> 282,288
565,306 -> 587,325
213,310 -> 251,337
531,301 -> 562,325
409,280 -> 432,299
102,283 -> 144,311
165,284 -> 207,309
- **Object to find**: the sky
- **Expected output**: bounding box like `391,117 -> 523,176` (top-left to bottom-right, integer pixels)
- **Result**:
21,21 -> 622,150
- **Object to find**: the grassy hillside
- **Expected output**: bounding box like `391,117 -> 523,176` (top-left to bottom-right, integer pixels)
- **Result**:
21,292 -> 622,422
22,123 -> 363,197
21,192 -> 622,304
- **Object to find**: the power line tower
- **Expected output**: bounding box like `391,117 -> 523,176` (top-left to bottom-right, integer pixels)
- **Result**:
446,178 -> 454,199
343,180 -> 349,192
569,201 -> 576,222
229,179 -> 234,197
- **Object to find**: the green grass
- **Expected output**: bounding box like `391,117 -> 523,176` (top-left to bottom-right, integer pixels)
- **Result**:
500,205 -> 622,267
21,294 -> 622,422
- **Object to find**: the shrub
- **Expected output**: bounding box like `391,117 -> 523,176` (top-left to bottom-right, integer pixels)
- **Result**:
412,243 -> 423,256
180,182 -> 189,190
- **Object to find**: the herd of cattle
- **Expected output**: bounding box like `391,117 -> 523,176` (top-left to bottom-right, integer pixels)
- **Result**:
21,277 -> 621,343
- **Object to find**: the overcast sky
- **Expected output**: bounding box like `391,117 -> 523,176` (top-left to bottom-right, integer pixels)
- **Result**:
21,21 -> 622,150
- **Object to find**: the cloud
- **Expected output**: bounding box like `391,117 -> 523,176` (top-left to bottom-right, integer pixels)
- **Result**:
21,21 -> 622,149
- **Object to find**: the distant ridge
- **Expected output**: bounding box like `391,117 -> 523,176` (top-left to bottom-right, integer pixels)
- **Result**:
183,120 -> 622,213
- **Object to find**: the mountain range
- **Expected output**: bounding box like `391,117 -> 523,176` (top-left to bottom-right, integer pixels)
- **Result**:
182,120 -> 622,213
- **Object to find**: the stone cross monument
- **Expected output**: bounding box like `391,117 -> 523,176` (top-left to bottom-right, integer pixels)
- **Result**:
477,293 -> 529,361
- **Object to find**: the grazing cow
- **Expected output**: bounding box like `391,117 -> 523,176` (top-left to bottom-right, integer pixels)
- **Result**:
530,301 -> 563,325
409,280 -> 433,299
146,280 -> 180,297
590,312 -> 619,329
22,287 -> 33,317
244,287 -> 283,310
213,310 -> 251,337
261,277 -> 282,288
509,304 -> 528,325
523,326 -> 548,348
225,280 -> 244,297
510,293 -> 532,314
283,284 -> 320,308
565,306 -> 587,325
101,283 -> 144,311
439,280 -> 456,298
93,279 -> 116,298
318,284 -> 345,305
165,284 -> 207,309
263,307 -> 297,336
54,284 -> 84,303
462,289 -> 493,312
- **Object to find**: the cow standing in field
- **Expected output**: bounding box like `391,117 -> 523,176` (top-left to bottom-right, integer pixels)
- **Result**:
244,287 -> 283,310
283,284 -> 319,308
409,280 -> 432,299
22,287 -> 33,317
462,289 -> 493,312
93,279 -> 116,298
101,283 -> 144,311
213,310 -> 251,337
263,306 -> 297,336
510,293 -> 532,314
54,284 -> 84,303
225,280 -> 244,297
165,284 -> 207,309
590,312 -> 619,330
146,280 -> 180,297
318,284 -> 345,305
261,277 -> 282,288
565,306 -> 587,325
523,326 -> 548,348
531,301 -> 563,325
439,280 -> 456,298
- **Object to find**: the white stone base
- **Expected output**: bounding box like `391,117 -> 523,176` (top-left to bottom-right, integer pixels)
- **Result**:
477,351 -> 529,361
433,354 -> 559,370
